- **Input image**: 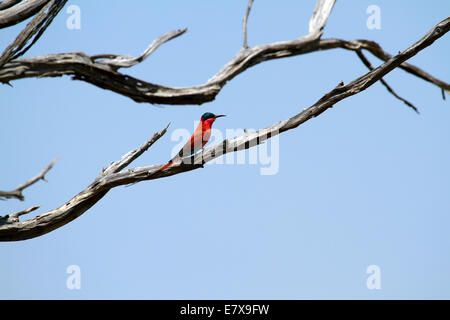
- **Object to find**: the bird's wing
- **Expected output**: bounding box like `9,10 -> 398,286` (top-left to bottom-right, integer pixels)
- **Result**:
178,127 -> 204,158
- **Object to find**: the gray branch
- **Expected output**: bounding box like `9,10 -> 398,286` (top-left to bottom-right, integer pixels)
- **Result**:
0,1 -> 341,105
0,206 -> 40,225
0,0 -> 51,28
0,0 -> 21,11
309,0 -> 337,34
1,35 -> 448,106
92,29 -> 187,70
99,123 -> 170,177
356,49 -> 419,113
242,0 -> 254,48
0,157 -> 58,201
0,0 -> 67,68
1,15 -> 448,241
0,0 -> 447,107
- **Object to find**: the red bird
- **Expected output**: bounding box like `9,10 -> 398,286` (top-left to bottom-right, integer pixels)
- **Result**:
155,112 -> 225,174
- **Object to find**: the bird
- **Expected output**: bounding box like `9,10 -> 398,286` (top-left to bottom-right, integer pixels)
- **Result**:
154,112 -> 225,174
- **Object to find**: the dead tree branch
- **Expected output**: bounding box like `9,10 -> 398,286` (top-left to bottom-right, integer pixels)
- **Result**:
0,0 -> 447,107
1,34 -> 448,106
0,0 -> 21,11
0,0 -> 67,68
242,0 -> 254,48
0,0 -> 51,28
0,0 -> 338,104
1,15 -> 448,241
356,49 -> 419,113
0,206 -> 40,225
91,29 -> 187,71
0,157 -> 58,201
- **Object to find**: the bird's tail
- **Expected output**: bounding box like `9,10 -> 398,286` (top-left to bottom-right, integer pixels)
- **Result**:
125,157 -> 178,187
152,153 -> 183,175
153,159 -> 175,175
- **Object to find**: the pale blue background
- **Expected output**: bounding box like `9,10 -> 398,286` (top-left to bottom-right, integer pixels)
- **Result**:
1,1 -> 449,299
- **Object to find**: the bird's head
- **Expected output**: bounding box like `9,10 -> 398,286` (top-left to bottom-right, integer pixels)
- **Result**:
200,112 -> 226,126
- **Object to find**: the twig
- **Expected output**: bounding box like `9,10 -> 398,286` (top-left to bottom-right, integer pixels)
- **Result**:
93,29 -> 187,70
242,0 -> 254,48
0,206 -> 40,225
12,205 -> 40,217
0,157 -> 58,201
356,49 -> 419,113
100,123 -> 170,177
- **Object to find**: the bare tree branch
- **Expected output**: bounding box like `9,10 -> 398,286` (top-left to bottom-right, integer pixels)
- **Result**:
242,0 -> 254,48
356,49 -> 419,113
0,0 -> 447,108
0,206 -> 40,225
99,123 -> 170,177
0,0 -> 67,68
336,39 -> 450,95
0,0 -> 340,104
1,36 -> 448,106
0,0 -> 21,11
92,29 -> 187,70
0,0 -> 51,28
0,157 -> 58,201
309,0 -> 337,34
1,15 -> 448,241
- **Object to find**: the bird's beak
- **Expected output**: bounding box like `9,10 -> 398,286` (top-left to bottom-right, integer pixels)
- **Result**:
214,114 -> 226,118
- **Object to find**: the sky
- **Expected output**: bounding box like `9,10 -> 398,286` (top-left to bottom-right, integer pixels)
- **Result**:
1,1 -> 449,299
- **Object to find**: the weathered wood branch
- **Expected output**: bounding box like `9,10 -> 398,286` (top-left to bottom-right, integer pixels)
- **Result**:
0,0 -> 447,107
0,206 -> 40,225
242,0 -> 254,48
1,36 -> 448,105
0,0 -> 21,11
0,1 -> 339,105
0,0 -> 50,28
356,49 -> 419,113
91,29 -> 187,70
0,157 -> 58,201
100,123 -> 170,177
309,0 -> 337,34
0,0 -> 67,68
1,15 -> 448,242
0,128 -> 169,240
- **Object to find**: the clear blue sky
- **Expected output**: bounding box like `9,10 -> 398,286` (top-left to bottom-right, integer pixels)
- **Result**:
1,1 -> 449,299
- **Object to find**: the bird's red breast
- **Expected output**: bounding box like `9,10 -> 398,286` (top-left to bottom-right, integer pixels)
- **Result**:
187,118 -> 215,153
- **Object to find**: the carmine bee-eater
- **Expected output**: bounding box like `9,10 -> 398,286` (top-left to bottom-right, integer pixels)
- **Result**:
155,112 -> 226,174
